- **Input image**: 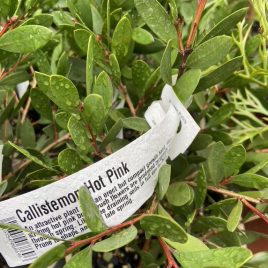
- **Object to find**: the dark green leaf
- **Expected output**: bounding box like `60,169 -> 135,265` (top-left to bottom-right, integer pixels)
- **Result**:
78,186 -> 107,232
20,119 -> 36,148
207,103 -> 236,128
189,134 -> 212,151
230,173 -> 268,189
160,40 -> 172,85
101,119 -> 123,147
0,25 -> 52,53
224,145 -> 246,177
58,148 -> 82,175
0,71 -> 30,90
195,166 -> 207,208
122,117 -> 150,132
186,36 -> 233,69
0,180 -> 7,197
55,112 -> 70,131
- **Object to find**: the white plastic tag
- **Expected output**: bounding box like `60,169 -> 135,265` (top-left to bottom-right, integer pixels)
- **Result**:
0,87 -> 199,267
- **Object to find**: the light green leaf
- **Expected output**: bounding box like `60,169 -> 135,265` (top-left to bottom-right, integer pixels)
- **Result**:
132,27 -> 154,45
64,247 -> 92,268
224,145 -> 246,177
166,182 -> 192,206
91,5 -> 103,35
173,69 -> 201,104
201,8 -> 248,43
74,29 -> 92,53
93,225 -> 137,252
50,75 -> 81,113
227,200 -> 243,232
174,247 -> 252,268
140,214 -> 188,243
134,0 -> 176,45
195,166 -> 207,208
79,186 -> 107,232
192,216 -> 227,232
83,94 -> 107,135
160,40 -> 172,85
132,60 -> 152,98
86,35 -> 94,95
8,141 -> 55,170
109,53 -> 121,85
58,149 -> 82,175
35,72 -> 53,99
230,173 -> 268,189
0,25 -> 52,53
157,164 -> 171,200
195,57 -> 242,92
186,36 -> 233,69
164,234 -> 208,252
208,103 -> 236,128
207,142 -> 226,185
68,116 -> 91,153
111,17 -> 132,65
122,117 -> 150,132
52,11 -> 75,27
55,112 -> 70,131
0,180 -> 7,197
93,71 -> 113,108
29,243 -> 68,268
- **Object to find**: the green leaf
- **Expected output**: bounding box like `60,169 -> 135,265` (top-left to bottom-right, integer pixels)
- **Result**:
93,71 -> 113,109
35,72 -> 53,99
20,119 -> 36,148
201,8 -> 248,43
30,89 -> 53,121
160,40 -> 172,85
93,225 -> 137,252
8,141 -> 55,170
52,11 -> 75,27
227,200 -> 243,232
132,60 -> 151,98
55,112 -> 70,131
132,27 -> 154,45
86,35 -> 94,95
140,214 -> 188,243
134,0 -> 176,45
207,142 -> 226,185
195,57 -> 242,92
157,164 -> 171,200
230,173 -> 268,189
207,103 -> 236,128
101,119 -> 123,147
0,180 -> 7,197
109,53 -> 121,85
0,70 -> 30,90
186,36 -> 233,69
164,234 -> 208,252
50,75 -> 81,113
29,243 -> 68,268
122,117 -> 150,132
78,186 -> 106,232
58,149 -> 82,175
166,182 -> 192,206
174,247 -> 252,268
205,198 -> 237,211
74,29 -> 92,53
189,134 -> 212,151
91,4 -> 103,35
224,145 -> 246,177
111,17 -> 132,65
195,166 -> 207,208
64,247 -> 92,268
83,94 -> 107,135
68,116 -> 91,153
0,25 -> 52,53
173,69 -> 201,104
192,216 -> 227,232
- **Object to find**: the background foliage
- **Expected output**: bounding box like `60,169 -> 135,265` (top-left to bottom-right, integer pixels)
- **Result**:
0,0 -> 268,267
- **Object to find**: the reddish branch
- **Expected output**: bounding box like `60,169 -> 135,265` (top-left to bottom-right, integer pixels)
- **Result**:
0,16 -> 18,37
65,213 -> 145,254
240,198 -> 268,225
117,83 -> 136,116
158,238 -> 179,268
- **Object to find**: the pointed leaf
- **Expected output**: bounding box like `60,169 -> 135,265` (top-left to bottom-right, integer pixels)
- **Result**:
86,35 -> 94,95
79,186 -> 107,232
64,247 -> 92,268
227,200 -> 243,232
132,27 -> 154,45
157,164 -> 171,200
122,117 -> 150,132
195,166 -> 207,208
230,173 -> 268,189
160,40 -> 172,85
91,4 -> 103,35
186,36 -> 233,69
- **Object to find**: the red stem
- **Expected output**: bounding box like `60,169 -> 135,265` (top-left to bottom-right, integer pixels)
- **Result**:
158,238 -> 179,268
65,213 -> 145,254
241,198 -> 268,225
